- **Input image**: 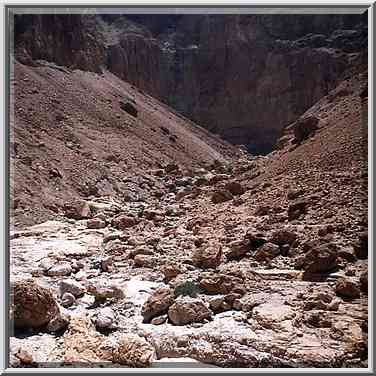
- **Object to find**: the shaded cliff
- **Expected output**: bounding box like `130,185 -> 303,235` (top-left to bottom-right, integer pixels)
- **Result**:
13,13 -> 368,154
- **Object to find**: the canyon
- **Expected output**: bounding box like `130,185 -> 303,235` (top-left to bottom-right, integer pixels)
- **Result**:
9,11 -> 369,369
14,13 -> 367,153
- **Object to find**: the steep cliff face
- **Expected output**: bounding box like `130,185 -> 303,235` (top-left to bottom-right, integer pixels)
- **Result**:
13,14 -> 105,72
103,14 -> 367,154
13,13 -> 367,154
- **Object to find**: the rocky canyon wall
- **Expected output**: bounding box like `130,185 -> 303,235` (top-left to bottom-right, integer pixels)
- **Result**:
13,13 -> 367,154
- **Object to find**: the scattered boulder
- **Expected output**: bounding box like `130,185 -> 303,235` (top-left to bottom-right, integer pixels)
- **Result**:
112,334 -> 155,367
297,244 -> 338,274
245,230 -> 267,249
224,181 -> 245,196
86,282 -> 125,303
119,101 -> 138,117
211,189 -> 233,204
161,263 -> 182,281
87,218 -> 106,229
64,200 -> 92,220
134,254 -> 156,268
168,296 -> 211,325
292,115 -> 319,144
142,287 -> 174,323
254,242 -> 280,261
226,239 -> 250,259
192,242 -> 222,269
11,280 -> 60,329
95,307 -> 115,329
335,278 -> 361,300
46,312 -> 70,333
46,262 -> 72,277
287,188 -> 305,200
353,231 -> 368,259
288,199 -> 309,220
360,271 -> 368,293
111,215 -> 137,229
150,315 -> 167,325
61,292 -> 76,308
270,229 -> 298,246
199,273 -> 244,295
59,279 -> 85,298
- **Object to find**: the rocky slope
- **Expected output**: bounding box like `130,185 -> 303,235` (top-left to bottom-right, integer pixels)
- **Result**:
10,64 -> 368,368
10,12 -> 368,370
14,13 -> 368,153
10,59 -> 238,227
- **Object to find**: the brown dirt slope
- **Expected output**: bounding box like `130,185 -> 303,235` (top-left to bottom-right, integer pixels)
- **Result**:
184,69 -> 368,264
10,59 -> 238,227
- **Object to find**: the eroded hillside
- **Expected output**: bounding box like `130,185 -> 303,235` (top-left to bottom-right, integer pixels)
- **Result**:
9,61 -> 368,367
13,13 -> 368,153
10,60 -> 238,227
8,9 -> 369,370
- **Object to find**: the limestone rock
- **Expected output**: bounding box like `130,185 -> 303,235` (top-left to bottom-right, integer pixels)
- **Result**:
61,292 -> 76,308
192,242 -> 222,269
59,279 -> 85,298
95,307 -> 115,329
168,297 -> 211,325
142,287 -> 174,323
46,262 -> 72,277
11,280 -> 60,329
112,334 -> 155,367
